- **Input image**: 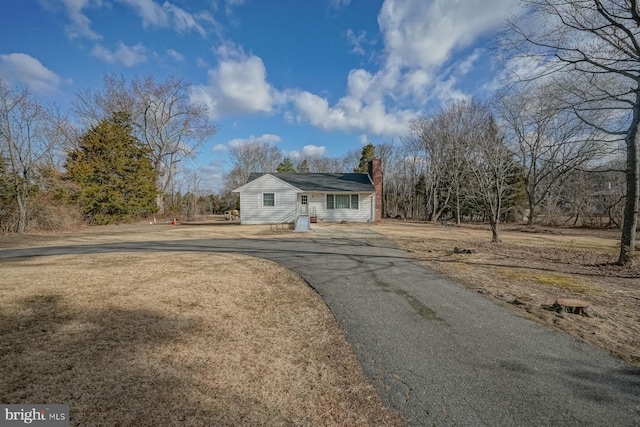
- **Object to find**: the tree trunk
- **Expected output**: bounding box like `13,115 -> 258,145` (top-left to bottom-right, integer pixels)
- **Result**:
527,191 -> 535,226
490,217 -> 501,243
455,183 -> 461,226
432,188 -> 451,224
490,192 -> 502,244
15,185 -> 26,234
618,104 -> 639,265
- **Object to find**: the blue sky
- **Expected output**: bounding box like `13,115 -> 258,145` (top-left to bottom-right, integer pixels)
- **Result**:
0,0 -> 523,191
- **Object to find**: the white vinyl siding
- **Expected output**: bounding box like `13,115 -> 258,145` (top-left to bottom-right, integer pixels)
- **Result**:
235,175 -> 299,224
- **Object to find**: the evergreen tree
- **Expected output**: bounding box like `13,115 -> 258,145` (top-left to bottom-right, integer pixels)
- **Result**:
277,157 -> 296,173
354,143 -> 376,172
65,113 -> 157,224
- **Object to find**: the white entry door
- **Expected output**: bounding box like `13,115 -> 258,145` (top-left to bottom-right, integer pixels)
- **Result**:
299,194 -> 309,214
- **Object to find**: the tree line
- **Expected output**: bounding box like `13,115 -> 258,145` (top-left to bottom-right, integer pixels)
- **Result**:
0,74 -> 216,231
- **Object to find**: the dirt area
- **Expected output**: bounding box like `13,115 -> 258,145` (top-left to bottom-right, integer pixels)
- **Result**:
354,221 -> 639,369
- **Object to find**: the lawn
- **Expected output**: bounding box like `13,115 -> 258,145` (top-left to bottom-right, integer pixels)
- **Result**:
0,234 -> 401,426
1,218 -> 638,427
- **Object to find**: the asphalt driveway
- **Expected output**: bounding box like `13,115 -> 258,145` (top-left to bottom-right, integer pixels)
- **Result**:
1,229 -> 638,426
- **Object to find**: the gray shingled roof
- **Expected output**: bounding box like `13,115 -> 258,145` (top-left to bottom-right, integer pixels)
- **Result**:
247,172 -> 375,192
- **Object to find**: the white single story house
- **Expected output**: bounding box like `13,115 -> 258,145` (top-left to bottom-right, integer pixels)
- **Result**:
232,160 -> 383,227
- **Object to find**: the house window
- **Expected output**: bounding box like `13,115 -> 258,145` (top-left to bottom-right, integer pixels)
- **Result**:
263,193 -> 275,207
335,195 -> 350,209
326,194 -> 358,210
326,194 -> 334,210
301,194 -> 308,205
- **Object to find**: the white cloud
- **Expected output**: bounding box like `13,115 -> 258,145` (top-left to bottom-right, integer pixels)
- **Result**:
458,49 -> 483,75
290,0 -> 523,135
196,57 -> 208,68
329,0 -> 352,10
166,48 -> 184,62
0,53 -> 61,93
432,76 -> 468,103
91,43 -> 148,67
162,2 -> 206,36
57,0 -> 103,40
190,42 -> 280,119
45,0 -> 211,39
289,145 -> 326,159
375,0 -> 522,101
484,55 -> 552,93
346,29 -> 367,55
227,134 -> 281,149
116,0 -> 209,35
117,0 -> 168,27
291,89 -> 415,136
379,0 -> 519,71
212,143 -> 228,152
224,0 -> 245,17
302,144 -> 326,157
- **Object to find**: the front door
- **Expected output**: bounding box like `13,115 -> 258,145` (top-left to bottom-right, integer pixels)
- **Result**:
299,194 -> 309,215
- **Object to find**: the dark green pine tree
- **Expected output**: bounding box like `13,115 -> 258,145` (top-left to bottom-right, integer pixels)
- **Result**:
65,113 -> 158,224
354,143 -> 376,172
277,156 -> 296,173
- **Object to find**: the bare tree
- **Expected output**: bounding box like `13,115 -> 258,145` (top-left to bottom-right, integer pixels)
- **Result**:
342,148 -> 362,172
133,76 -> 216,211
410,99 -> 493,224
186,169 -> 201,221
227,141 -> 282,186
73,74 -> 217,212
407,119 -> 452,222
465,115 -> 518,243
304,155 -> 344,173
72,74 -> 135,125
442,101 -> 480,225
498,82 -> 601,225
0,81 -> 60,233
506,0 -> 639,264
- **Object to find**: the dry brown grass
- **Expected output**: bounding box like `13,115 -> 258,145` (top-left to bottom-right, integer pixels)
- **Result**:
0,251 -> 401,426
3,217 -> 637,426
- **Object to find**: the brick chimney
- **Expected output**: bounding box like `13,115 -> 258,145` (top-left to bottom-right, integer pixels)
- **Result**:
368,159 -> 383,223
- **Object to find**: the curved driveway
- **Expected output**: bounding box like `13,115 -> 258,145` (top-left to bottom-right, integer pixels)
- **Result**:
1,228 -> 638,426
